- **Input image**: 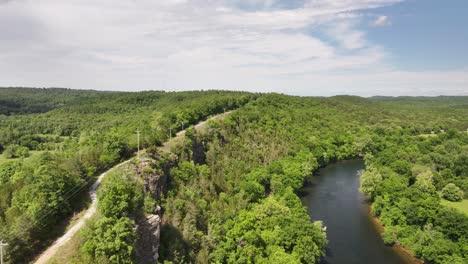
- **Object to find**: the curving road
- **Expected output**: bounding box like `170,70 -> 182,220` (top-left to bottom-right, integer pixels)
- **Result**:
34,159 -> 131,264
34,111 -> 231,264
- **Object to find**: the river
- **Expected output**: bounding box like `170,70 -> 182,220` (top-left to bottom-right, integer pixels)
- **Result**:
300,159 -> 416,264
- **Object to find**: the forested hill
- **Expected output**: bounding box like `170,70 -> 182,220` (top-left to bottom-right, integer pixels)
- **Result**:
0,89 -> 467,264
153,93 -> 467,264
333,95 -> 468,131
0,87 -> 117,115
0,89 -> 255,263
371,96 -> 468,107
0,88 -> 258,116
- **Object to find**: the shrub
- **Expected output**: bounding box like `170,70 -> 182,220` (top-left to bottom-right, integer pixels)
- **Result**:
441,183 -> 464,202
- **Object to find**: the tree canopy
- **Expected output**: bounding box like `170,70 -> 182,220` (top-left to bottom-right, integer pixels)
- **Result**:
1,89 -> 467,263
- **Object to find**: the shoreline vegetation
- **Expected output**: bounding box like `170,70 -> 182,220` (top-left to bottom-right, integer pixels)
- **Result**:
367,205 -> 424,264
301,159 -> 425,264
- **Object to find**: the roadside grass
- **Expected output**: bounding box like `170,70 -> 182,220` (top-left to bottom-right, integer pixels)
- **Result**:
46,231 -> 85,264
45,218 -> 96,264
441,198 -> 468,216
63,192 -> 92,232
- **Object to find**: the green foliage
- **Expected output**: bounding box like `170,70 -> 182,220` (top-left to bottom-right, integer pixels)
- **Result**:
143,194 -> 157,214
382,225 -> 403,245
161,94 -> 468,264
212,196 -> 326,264
359,167 -> 383,200
399,224 -> 461,263
2,90 -> 468,263
364,129 -> 468,263
82,216 -> 136,264
440,199 -> 468,216
441,183 -> 464,202
434,208 -> 468,241
414,170 -> 436,194
2,144 -> 29,158
269,151 -> 319,194
98,171 -> 143,218
0,89 -> 253,263
81,166 -> 146,264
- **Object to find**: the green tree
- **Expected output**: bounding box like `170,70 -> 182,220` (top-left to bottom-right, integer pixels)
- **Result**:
441,183 -> 464,202
360,167 -> 383,200
82,216 -> 136,264
17,146 -> 30,158
212,196 -> 326,264
434,208 -> 468,241
414,170 -> 436,194
3,144 -> 19,159
98,172 -> 143,218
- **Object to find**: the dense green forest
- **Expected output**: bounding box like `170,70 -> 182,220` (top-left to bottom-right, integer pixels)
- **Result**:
0,88 -> 254,263
0,88 -> 113,115
0,88 -> 467,264
361,127 -> 468,263
157,94 -> 467,264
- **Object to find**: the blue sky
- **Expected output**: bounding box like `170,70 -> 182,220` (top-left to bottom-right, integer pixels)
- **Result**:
366,0 -> 468,71
0,0 -> 467,96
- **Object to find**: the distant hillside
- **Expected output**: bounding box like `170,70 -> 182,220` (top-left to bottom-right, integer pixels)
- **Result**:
371,96 -> 468,108
0,87 -> 116,115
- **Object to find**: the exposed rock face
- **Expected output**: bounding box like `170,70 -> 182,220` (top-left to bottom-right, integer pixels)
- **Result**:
137,158 -> 166,200
146,172 -> 165,200
192,138 -> 206,165
135,154 -> 175,264
136,208 -> 161,264
134,158 -> 164,263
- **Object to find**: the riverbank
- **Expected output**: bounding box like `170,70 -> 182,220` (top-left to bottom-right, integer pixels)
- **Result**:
301,159 -> 414,264
366,206 -> 424,264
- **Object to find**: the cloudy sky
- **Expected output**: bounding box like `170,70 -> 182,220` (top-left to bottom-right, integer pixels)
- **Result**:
1,0 -> 467,96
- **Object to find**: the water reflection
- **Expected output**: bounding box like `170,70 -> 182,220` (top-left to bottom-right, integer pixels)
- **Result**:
300,160 -> 414,264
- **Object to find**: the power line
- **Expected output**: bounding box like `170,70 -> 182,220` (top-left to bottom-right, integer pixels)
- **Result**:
33,157 -> 133,228
32,129 -> 142,227
28,110 -> 231,258
34,174 -> 96,227
0,240 -> 8,264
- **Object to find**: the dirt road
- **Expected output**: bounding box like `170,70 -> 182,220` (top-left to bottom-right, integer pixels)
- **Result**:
34,111 -> 231,264
34,159 -> 131,264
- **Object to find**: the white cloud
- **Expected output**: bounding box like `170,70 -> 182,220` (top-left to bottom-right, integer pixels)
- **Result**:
0,0 -> 466,96
372,15 -> 391,26
325,20 -> 367,50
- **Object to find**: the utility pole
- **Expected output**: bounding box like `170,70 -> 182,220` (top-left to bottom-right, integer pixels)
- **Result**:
181,121 -> 184,131
0,240 -> 8,264
135,130 -> 141,160
168,127 -> 172,142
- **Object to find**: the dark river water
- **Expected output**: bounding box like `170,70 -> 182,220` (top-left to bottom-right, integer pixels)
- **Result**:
300,159 -> 414,264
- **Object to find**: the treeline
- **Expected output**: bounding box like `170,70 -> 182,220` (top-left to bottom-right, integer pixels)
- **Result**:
0,89 -> 255,153
0,87 -> 113,115
0,89 -> 255,263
